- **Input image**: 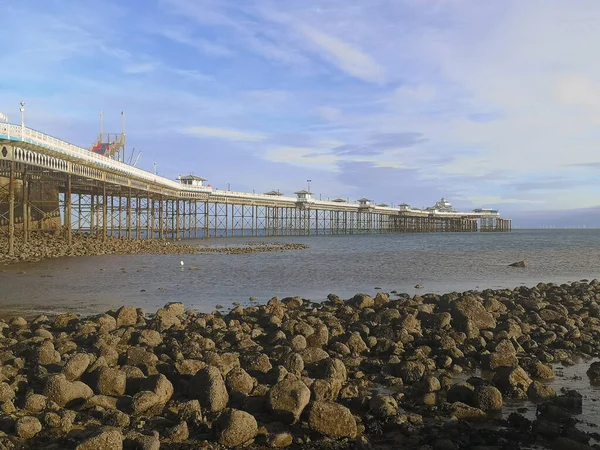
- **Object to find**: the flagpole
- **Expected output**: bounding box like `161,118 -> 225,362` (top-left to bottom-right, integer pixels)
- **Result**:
121,111 -> 126,163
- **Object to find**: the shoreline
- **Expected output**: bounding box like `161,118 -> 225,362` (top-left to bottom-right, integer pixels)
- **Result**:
0,230 -> 308,265
0,282 -> 597,448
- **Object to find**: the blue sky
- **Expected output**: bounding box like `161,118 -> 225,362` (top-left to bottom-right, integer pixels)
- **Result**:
3,0 -> 600,227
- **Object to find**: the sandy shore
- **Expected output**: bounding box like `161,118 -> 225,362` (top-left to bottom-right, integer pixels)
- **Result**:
0,231 -> 308,265
0,282 -> 597,448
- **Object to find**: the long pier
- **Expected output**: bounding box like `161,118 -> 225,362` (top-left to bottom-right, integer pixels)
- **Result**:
0,121 -> 510,255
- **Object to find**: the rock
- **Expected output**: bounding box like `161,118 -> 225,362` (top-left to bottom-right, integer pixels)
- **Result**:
126,431 -> 160,450
447,382 -> 475,404
528,381 -> 556,400
493,366 -> 532,395
311,378 -> 342,401
24,394 -> 48,413
15,416 -> 42,439
167,421 -> 189,443
267,378 -> 311,424
63,353 -> 90,381
142,374 -> 174,404
396,361 -> 426,384
0,382 -> 15,402
215,409 -> 258,447
116,306 -> 138,328
137,329 -> 162,347
126,346 -> 159,367
509,261 -> 526,267
35,341 -> 61,365
43,374 -> 94,407
449,402 -> 486,420
529,362 -> 555,380
94,367 -> 126,397
85,395 -> 119,410
474,386 -> 503,411
299,347 -> 329,364
76,429 -> 123,450
450,296 -> 497,330
348,293 -> 374,310
176,359 -> 206,376
290,335 -> 307,352
308,401 -> 357,438
226,368 -> 254,395
586,361 -> 600,383
482,340 -> 518,370
192,366 -> 229,412
369,394 -> 398,417
131,391 -> 161,415
164,302 -> 185,315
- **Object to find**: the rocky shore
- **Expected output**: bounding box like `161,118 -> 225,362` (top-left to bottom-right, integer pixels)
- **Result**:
0,283 -> 599,449
0,231 -> 308,265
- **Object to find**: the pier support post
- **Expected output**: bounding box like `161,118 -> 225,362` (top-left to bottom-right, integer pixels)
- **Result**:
159,196 -> 164,239
146,193 -> 151,239
117,195 -> 122,238
127,189 -> 132,239
22,168 -> 29,244
8,161 -> 15,256
176,200 -> 180,239
102,184 -> 108,242
90,194 -> 96,236
65,174 -> 72,247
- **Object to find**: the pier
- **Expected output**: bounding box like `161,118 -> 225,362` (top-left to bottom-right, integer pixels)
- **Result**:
0,121 -> 510,255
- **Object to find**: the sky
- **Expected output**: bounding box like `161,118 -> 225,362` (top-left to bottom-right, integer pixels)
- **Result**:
2,0 -> 600,227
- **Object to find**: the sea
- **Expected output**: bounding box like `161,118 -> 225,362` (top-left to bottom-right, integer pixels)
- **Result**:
1,229 -> 600,316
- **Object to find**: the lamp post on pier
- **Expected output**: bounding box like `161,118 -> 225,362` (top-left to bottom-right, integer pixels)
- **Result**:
20,102 -> 25,140
307,179 -> 312,193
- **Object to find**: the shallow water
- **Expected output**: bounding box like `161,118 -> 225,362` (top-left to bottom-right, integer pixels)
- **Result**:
1,229 -> 600,316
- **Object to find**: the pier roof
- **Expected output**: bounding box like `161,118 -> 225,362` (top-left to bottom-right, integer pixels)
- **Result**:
264,190 -> 284,196
179,174 -> 207,181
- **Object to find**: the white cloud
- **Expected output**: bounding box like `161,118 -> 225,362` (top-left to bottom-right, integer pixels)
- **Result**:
264,147 -> 339,171
297,24 -> 386,84
315,106 -> 341,122
184,126 -> 267,141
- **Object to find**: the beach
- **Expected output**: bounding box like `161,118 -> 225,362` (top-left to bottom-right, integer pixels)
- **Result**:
0,282 -> 598,448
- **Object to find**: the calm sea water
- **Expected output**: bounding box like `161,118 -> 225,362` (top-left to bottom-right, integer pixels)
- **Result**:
1,229 -> 600,316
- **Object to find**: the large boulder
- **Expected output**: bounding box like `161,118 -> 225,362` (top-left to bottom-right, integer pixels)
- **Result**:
226,368 -> 254,395
369,394 -> 398,418
94,367 -> 126,397
267,378 -> 311,424
142,374 -> 174,404
215,409 -> 258,447
586,361 -> 600,383
62,353 -> 91,381
493,366 -> 532,395
43,374 -> 93,407
474,386 -> 503,411
482,340 -> 518,370
308,401 -> 357,438
76,429 -> 123,450
192,366 -> 229,412
15,416 -> 42,439
450,296 -> 496,330
347,294 -> 374,310
116,306 -> 138,328
449,402 -> 486,420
